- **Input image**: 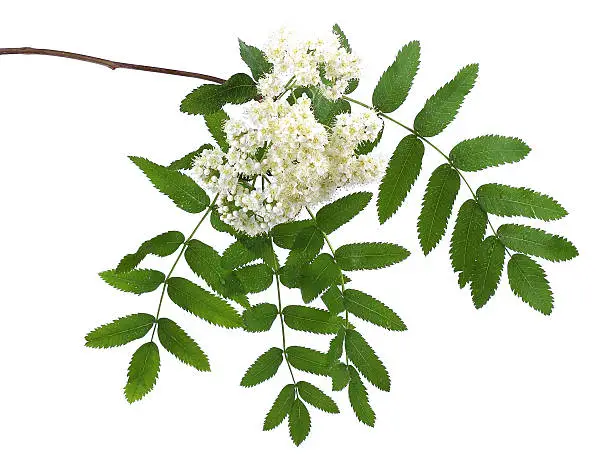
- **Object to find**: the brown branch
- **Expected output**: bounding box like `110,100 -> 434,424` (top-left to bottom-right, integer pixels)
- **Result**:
0,47 -> 227,84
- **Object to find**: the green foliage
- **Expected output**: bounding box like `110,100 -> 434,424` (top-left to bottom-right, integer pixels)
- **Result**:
418,164 -> 461,255
345,329 -> 390,392
157,318 -> 210,371
450,199 -> 488,287
283,305 -> 343,334
204,110 -> 229,151
497,224 -> 578,262
330,363 -> 350,391
335,242 -> 410,271
289,398 -> 311,446
263,384 -> 295,431
234,263 -> 274,293
332,24 -> 358,93
507,254 -> 553,314
316,192 -> 372,234
168,144 -> 211,170
285,226 -> 324,267
377,135 -> 424,223
450,135 -> 531,171
238,39 -> 273,81
414,64 -> 479,137
470,236 -> 506,307
296,86 -> 351,126
99,269 -> 165,295
296,381 -> 339,413
85,313 -> 155,348
327,328 -> 345,363
355,121 -> 384,156
271,220 -> 314,249
322,285 -> 345,314
117,231 -> 185,273
222,239 -> 260,269
299,254 -> 343,303
477,184 -> 567,221
344,289 -> 406,331
372,42 -> 420,113
166,277 -> 242,328
129,156 -> 210,213
185,240 -> 237,295
242,303 -> 278,332
241,347 -> 284,387
285,346 -> 330,376
348,366 -> 375,426
180,73 -> 257,115
124,342 -> 160,403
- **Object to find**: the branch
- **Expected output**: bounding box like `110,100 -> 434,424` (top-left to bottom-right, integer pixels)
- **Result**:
0,47 -> 227,84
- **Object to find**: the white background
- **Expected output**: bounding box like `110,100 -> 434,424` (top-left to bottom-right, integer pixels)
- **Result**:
0,1 -> 610,457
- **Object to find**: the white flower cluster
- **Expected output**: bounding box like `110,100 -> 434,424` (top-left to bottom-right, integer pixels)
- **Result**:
258,28 -> 361,101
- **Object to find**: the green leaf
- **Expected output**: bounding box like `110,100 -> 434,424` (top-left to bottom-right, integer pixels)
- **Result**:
330,363 -> 350,391
477,184 -> 568,221
116,231 -> 185,273
99,269 -> 165,295
222,239 -> 259,269
289,398 -> 311,446
85,313 -> 155,348
240,347 -> 284,387
263,384 -> 295,431
335,242 -> 410,271
372,41 -> 420,113
297,87 -> 351,126
450,199 -> 488,287
297,381 -> 339,413
285,226 -> 324,267
283,305 -> 343,335
355,121 -> 384,156
327,328 -> 346,363
285,346 -> 330,376
166,277 -> 242,328
243,303 -> 278,332
204,110 -> 229,151
278,263 -> 305,289
332,24 -> 359,94
414,63 -> 479,137
470,236 -> 506,308
507,254 -> 554,314
322,285 -> 345,314
238,39 -> 273,81
344,289 -> 406,331
168,144 -> 211,170
348,366 -> 375,426
497,224 -> 578,262
124,342 -> 160,403
316,192 -> 372,234
345,329 -> 390,392
234,263 -> 274,293
129,156 -> 210,213
450,135 -> 531,171
300,254 -> 343,303
157,318 -> 210,371
210,207 -> 239,236
418,164 -> 461,255
271,220 -> 314,249
180,73 -> 257,115
377,135 -> 424,223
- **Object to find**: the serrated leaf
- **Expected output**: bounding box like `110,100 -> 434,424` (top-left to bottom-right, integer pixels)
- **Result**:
240,347 -> 284,387
327,328 -> 346,363
297,381 -> 339,413
85,313 -> 155,348
166,277 -> 242,328
344,289 -> 406,331
345,329 -> 390,392
168,144 -> 211,170
289,398 -> 311,446
285,346 -> 329,376
296,86 -> 351,126
322,285 -> 345,314
204,110 -> 229,151
234,263 -> 274,293
348,365 -> 375,426
377,134 -> 424,223
99,269 -> 165,295
157,318 -> 210,371
332,24 -> 358,94
210,207 -> 239,236
355,121 -> 384,156
283,305 -> 343,335
414,64 -> 479,137
330,362 -> 350,391
372,41 -> 420,113
271,220 -> 314,249
470,236 -> 506,308
316,192 -> 372,234
124,342 -> 160,403
278,263 -> 305,289
335,242 -> 409,271
129,156 -> 210,213
222,239 -> 260,269
243,303 -> 278,332
476,184 -> 568,221
507,254 -> 554,314
116,231 -> 185,273
300,253 -> 343,303
450,135 -> 531,171
263,384 -> 295,431
418,164 -> 461,255
451,199 -> 488,287
497,224 -> 578,262
239,39 -> 273,81
180,73 -> 257,115
285,226 -> 324,267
